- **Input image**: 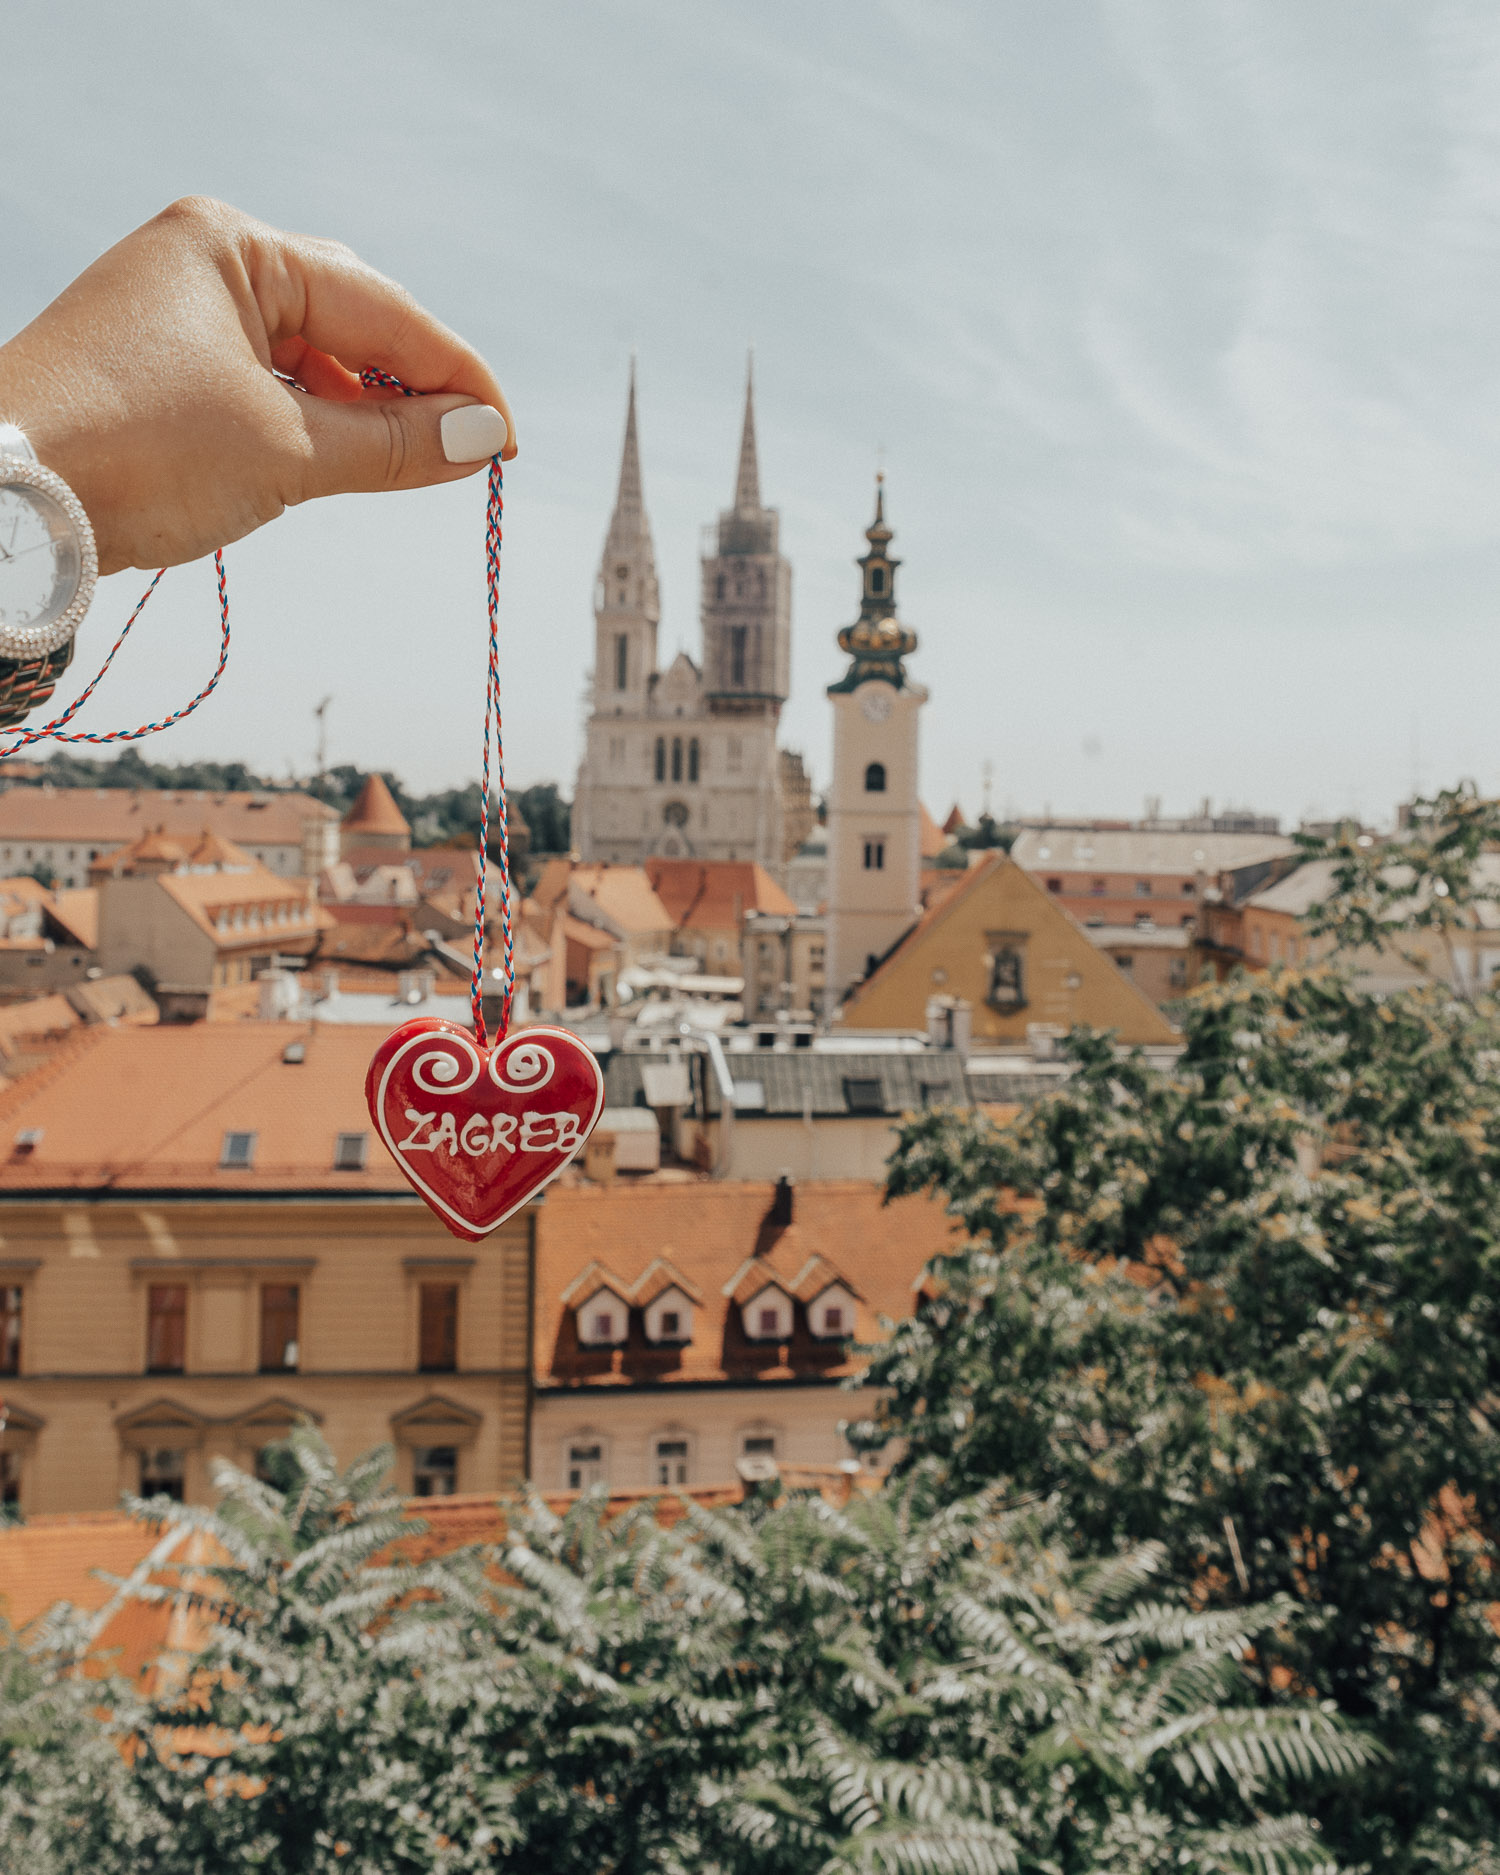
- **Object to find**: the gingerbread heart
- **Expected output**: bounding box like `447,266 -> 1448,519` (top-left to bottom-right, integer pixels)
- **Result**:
366,1019 -> 605,1242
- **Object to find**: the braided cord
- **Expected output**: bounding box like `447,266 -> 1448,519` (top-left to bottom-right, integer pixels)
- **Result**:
0,556 -> 229,759
1,369 -> 511,1043
360,368 -> 509,1044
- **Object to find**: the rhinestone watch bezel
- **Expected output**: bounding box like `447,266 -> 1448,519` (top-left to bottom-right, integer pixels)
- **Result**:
0,451 -> 98,660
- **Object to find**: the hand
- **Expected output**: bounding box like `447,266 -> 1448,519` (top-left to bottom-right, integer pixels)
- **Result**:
0,197 -> 517,576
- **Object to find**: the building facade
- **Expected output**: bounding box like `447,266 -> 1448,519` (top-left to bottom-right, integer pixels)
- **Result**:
0,1025 -> 531,1513
0,787 -> 340,887
572,368 -> 804,875
825,483 -> 928,1002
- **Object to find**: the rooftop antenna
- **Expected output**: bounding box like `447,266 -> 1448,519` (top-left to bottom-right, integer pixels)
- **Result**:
313,696 -> 332,785
981,759 -> 994,818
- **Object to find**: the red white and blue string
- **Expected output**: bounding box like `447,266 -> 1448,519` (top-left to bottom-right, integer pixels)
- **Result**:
0,373 -> 512,1046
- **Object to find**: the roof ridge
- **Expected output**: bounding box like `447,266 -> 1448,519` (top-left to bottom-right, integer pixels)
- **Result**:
0,1022 -> 107,1127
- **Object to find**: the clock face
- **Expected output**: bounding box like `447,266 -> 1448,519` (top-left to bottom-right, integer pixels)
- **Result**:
0,483 -> 80,633
859,685 -> 893,725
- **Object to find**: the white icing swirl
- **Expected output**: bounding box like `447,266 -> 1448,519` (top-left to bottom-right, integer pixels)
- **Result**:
491,1041 -> 556,1093
410,1037 -> 481,1096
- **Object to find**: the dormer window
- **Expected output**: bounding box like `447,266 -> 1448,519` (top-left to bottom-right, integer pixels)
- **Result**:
644,1287 -> 694,1345
810,1283 -> 857,1339
577,1291 -> 629,1346
740,1286 -> 793,1342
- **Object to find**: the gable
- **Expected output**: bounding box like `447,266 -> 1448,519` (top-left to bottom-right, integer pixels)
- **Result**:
842,854 -> 1176,1045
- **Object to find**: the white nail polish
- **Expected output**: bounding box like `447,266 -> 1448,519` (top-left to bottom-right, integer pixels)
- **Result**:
441,405 -> 509,463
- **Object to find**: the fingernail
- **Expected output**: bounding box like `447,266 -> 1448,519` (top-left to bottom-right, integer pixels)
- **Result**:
441,404 -> 510,462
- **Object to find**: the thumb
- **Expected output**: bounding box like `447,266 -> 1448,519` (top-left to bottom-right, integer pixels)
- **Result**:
294,392 -> 511,501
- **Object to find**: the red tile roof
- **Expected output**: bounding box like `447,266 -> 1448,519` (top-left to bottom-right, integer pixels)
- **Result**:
341,774 -> 410,839
0,788 -> 335,848
534,1180 -> 956,1391
0,1022 -> 412,1191
644,858 -> 796,931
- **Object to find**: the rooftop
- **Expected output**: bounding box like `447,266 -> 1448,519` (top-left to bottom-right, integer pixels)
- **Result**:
1011,826 -> 1295,877
0,787 -> 335,846
535,1179 -> 956,1389
644,857 -> 795,930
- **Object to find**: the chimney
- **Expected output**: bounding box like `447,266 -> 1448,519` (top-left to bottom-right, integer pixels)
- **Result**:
770,1173 -> 794,1229
949,998 -> 973,1059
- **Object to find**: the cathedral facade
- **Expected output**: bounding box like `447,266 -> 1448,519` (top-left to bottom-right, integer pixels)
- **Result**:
572,369 -> 809,874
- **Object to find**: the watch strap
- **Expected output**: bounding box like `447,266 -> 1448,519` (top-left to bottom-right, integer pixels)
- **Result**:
0,638 -> 75,731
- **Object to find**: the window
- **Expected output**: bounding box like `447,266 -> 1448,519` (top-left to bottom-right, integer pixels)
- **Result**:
568,1442 -> 604,1490
1181,881 -> 1196,897
1045,877 -> 1061,893
671,737 -> 683,782
419,1283 -> 458,1372
843,1076 -> 884,1114
987,944 -> 1026,1014
743,1433 -> 777,1457
864,761 -> 886,793
758,1306 -> 780,1336
412,1446 -> 458,1497
614,632 -> 628,690
1090,879 -> 1106,897
593,1310 -> 615,1339
0,1286 -> 19,1376
220,1131 -> 256,1169
715,573 -> 726,600
863,838 -> 885,871
1134,880 -> 1151,897
1113,954 -> 1134,973
654,737 -> 666,782
870,566 -> 885,594
259,1284 -> 300,1372
146,1284 -> 187,1374
0,1450 -> 19,1508
140,1448 -> 185,1501
333,1131 -> 367,1171
823,1305 -> 844,1333
688,738 -> 700,783
659,1310 -> 680,1337
727,736 -> 742,772
729,625 -> 747,687
654,1437 -> 689,1486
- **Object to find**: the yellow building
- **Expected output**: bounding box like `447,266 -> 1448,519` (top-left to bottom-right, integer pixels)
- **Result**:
0,1024 -> 529,1514
840,851 -> 1177,1047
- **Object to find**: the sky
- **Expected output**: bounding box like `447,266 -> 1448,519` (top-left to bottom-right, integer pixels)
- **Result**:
6,2 -> 1500,830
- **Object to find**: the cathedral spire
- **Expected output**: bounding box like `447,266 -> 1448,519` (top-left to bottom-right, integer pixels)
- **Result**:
607,358 -> 651,548
733,353 -> 761,514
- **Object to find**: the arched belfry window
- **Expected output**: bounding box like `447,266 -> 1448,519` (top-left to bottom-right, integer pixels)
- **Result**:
870,567 -> 885,594
654,738 -> 666,782
688,738 -> 700,783
671,737 -> 683,783
614,634 -> 628,691
864,761 -> 887,793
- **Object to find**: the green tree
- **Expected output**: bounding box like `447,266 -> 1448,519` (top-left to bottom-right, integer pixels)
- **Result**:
1,1429 -> 1371,1874
861,789 -> 1500,1871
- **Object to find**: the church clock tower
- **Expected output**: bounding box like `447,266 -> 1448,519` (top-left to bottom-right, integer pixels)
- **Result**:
826,479 -> 927,1004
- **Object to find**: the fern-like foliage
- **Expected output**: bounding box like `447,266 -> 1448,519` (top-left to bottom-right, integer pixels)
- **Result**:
0,1429 -> 1378,1874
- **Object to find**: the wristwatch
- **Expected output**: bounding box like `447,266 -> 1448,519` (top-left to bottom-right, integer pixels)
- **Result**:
0,423 -> 97,729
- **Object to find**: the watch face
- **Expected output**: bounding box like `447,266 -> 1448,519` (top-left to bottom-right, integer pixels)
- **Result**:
0,482 -> 81,634
859,685 -> 893,724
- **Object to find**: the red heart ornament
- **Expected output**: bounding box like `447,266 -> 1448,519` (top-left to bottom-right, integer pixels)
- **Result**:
366,1019 -> 605,1242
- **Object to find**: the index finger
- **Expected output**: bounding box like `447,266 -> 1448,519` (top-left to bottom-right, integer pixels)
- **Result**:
250,229 -> 517,459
